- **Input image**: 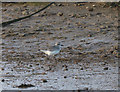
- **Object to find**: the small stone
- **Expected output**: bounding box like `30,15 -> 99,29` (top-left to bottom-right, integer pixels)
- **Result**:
41,72 -> 47,75
86,42 -> 91,44
114,37 -> 118,40
100,26 -> 106,29
69,13 -> 76,17
57,12 -> 63,16
62,65 -> 68,68
1,68 -> 4,70
109,47 -> 114,53
96,13 -> 102,15
78,52 -> 83,55
92,4 -> 96,7
2,34 -> 11,38
58,3 -> 63,6
104,67 -> 108,70
101,54 -> 107,58
64,76 -> 67,78
36,63 -> 39,65
1,79 -> 5,82
45,67 -> 51,71
22,10 -> 29,15
67,46 -> 73,50
63,68 -> 68,71
71,38 -> 75,40
19,33 -> 26,37
47,32 -> 53,34
77,3 -> 84,6
84,87 -> 89,90
75,76 -> 81,79
86,7 -> 89,9
102,31 -> 106,34
88,8 -> 93,11
113,50 -> 118,55
41,66 -> 44,68
80,40 -> 85,42
41,79 -> 47,83
29,65 -> 32,67
88,34 -> 92,37
80,67 -> 83,70
114,45 -> 118,50
3,8 -> 7,11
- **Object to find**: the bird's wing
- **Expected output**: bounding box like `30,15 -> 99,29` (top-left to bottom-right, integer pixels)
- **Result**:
48,46 -> 59,51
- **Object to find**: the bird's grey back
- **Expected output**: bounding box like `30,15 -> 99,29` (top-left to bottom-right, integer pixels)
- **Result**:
48,45 -> 60,51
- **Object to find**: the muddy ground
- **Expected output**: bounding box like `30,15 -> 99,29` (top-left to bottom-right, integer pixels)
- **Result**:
1,2 -> 119,90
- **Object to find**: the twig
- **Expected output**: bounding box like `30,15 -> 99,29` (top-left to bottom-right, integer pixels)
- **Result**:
0,2 -> 55,27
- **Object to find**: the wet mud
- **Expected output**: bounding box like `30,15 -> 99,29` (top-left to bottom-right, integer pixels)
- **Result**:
1,2 -> 119,90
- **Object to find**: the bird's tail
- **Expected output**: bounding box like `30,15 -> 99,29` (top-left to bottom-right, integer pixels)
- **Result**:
40,50 -> 46,53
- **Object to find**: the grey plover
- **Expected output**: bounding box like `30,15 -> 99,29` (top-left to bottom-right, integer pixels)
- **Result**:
40,42 -> 63,56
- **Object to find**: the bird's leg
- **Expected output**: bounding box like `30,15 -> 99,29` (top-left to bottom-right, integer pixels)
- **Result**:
51,55 -> 54,61
45,55 -> 48,62
53,55 -> 56,62
54,55 -> 58,64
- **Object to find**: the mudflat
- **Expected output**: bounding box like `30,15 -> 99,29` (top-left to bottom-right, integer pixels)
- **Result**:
1,2 -> 118,90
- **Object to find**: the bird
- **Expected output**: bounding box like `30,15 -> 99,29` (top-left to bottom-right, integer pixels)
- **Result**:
40,42 -> 63,56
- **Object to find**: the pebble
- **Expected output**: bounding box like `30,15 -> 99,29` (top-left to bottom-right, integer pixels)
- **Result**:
29,65 -> 32,67
1,68 -> 4,70
78,52 -> 83,55
96,13 -> 102,15
66,47 -> 71,50
80,39 -> 86,42
88,34 -> 92,37
22,10 -> 29,15
19,33 -> 26,37
113,50 -> 118,55
41,79 -> 47,83
104,67 -> 108,70
86,6 -> 89,9
58,3 -> 63,6
69,13 -> 76,18
114,45 -> 118,50
45,67 -> 52,71
41,72 -> 47,75
92,4 -> 96,7
64,76 -> 67,78
63,68 -> 68,71
88,8 -> 93,11
109,47 -> 114,53
80,67 -> 83,70
36,63 -> 39,65
3,8 -> 7,11
17,84 -> 35,88
62,65 -> 68,68
75,3 -> 84,6
57,12 -> 63,16
100,26 -> 106,29
101,54 -> 108,58
114,37 -> 119,40
1,79 -> 5,82
84,87 -> 89,90
2,34 -> 11,38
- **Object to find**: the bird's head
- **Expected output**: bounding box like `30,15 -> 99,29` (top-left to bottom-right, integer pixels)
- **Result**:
55,42 -> 63,46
